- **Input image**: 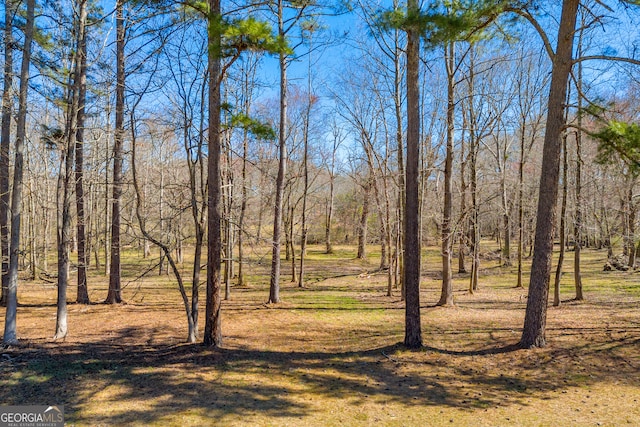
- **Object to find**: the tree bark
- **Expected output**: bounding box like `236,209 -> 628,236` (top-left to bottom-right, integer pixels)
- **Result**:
458,135 -> 467,275
394,26 -> 405,297
75,0 -> 90,304
438,40 -> 455,307
268,0 -> 287,303
521,0 -> 579,349
467,49 -> 480,294
516,114 -> 526,288
403,0 -> 422,349
574,47 -> 584,300
3,0 -> 35,345
106,0 -> 125,304
0,0 -> 15,307
325,125 -> 339,255
204,0 -> 223,346
357,177 -> 371,260
553,135 -> 568,307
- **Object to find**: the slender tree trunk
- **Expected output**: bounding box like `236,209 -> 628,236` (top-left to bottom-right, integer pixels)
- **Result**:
27,177 -> 36,280
106,0 -> 125,304
458,135 -> 467,274
75,0 -> 90,304
158,163 -> 166,276
238,127 -> 249,286
268,0 -> 287,304
0,0 -> 15,307
204,0 -> 223,347
43,160 -> 51,274
516,126 -> 526,288
403,0 -> 422,348
130,109 -> 197,343
325,186 -> 334,254
357,178 -> 371,260
223,129 -> 233,300
56,0 -> 91,337
325,139 -> 336,254
627,189 -> 636,267
501,178 -> 512,266
438,41 -> 455,307
298,34 -> 314,288
384,173 -> 394,296
3,0 -> 34,345
237,57 -> 257,287
104,133 -> 110,277
469,148 -> 479,294
289,205 -> 296,283
553,135 -> 569,307
467,50 -> 480,294
394,27 -> 405,299
521,0 -> 579,349
55,102 -> 77,340
186,71 -> 207,339
574,49 -> 584,300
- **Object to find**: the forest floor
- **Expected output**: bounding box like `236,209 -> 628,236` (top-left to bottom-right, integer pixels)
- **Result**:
1,244 -> 639,426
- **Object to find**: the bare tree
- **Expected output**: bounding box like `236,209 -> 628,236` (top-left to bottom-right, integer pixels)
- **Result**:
437,40 -> 455,307
75,0 -> 90,304
3,0 -> 35,345
0,0 -> 15,307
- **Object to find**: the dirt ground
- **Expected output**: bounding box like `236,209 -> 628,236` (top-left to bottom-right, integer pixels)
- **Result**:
1,245 -> 639,426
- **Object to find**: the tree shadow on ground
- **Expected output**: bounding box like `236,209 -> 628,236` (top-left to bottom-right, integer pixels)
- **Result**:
1,324 -> 638,425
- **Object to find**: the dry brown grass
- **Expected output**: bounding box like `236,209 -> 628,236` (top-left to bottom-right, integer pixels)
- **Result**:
1,244 -> 639,426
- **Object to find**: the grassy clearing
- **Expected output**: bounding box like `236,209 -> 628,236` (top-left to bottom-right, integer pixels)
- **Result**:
1,244 -> 639,426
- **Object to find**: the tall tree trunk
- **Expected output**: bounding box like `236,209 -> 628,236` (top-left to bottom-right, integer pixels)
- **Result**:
268,0 -> 287,303
298,34 -> 314,288
403,0 -> 422,348
104,129 -> 110,276
55,100 -> 77,340
298,141 -> 308,288
27,177 -> 37,280
106,0 -> 125,304
553,135 -> 569,307
394,26 -> 405,297
237,56 -> 258,286
458,135 -> 467,274
501,177 -> 512,266
516,121 -> 526,288
325,129 -> 338,254
3,0 -> 34,345
130,109 -> 197,343
0,0 -> 15,307
204,0 -> 223,346
438,40 -> 455,307
75,0 -> 90,304
238,127 -> 249,286
469,146 -> 479,294
574,45 -> 584,300
186,67 -> 207,340
467,49 -> 479,294
223,129 -> 233,299
56,0 -> 90,337
289,205 -> 296,283
627,188 -> 636,267
521,0 -> 579,349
